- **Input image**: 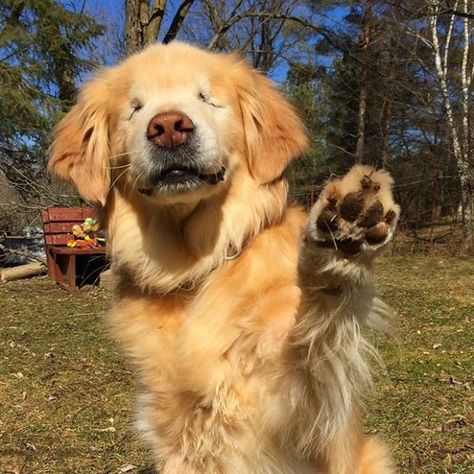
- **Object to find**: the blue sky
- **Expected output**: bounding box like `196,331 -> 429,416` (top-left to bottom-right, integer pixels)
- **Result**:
68,0 -> 350,82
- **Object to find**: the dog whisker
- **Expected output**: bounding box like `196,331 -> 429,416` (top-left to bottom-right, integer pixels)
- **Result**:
106,163 -> 133,170
108,150 -> 140,160
106,166 -> 132,195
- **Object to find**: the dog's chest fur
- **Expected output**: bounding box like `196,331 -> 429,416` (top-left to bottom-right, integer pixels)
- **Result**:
107,207 -> 309,470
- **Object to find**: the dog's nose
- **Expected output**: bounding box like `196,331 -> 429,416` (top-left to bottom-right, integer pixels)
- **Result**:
146,111 -> 194,148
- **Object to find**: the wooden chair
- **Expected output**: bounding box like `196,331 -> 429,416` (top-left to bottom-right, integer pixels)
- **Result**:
41,207 -> 107,291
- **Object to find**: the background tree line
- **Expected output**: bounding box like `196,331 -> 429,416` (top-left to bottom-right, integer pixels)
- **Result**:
0,0 -> 473,253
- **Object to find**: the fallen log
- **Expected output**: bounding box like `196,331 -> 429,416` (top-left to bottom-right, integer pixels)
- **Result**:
0,262 -> 47,283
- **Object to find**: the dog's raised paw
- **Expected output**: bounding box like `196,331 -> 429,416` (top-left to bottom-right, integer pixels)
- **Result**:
307,165 -> 400,256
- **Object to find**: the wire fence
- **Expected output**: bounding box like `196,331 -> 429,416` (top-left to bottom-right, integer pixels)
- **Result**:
0,170 -> 472,259
289,171 -> 473,255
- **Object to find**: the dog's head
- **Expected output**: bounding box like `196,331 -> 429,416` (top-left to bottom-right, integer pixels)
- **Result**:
49,42 -> 308,206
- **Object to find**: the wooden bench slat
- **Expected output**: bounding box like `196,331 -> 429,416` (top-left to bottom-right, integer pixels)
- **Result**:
44,222 -> 81,233
51,247 -> 106,255
43,207 -> 95,223
45,234 -> 74,246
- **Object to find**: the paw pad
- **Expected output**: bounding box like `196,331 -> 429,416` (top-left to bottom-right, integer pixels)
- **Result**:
310,166 -> 399,255
359,201 -> 384,228
340,192 -> 364,222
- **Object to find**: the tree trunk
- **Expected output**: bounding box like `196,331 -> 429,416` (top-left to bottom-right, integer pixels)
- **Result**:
163,0 -> 195,44
125,0 -> 150,55
430,0 -> 473,247
354,0 -> 374,164
50,25 -> 77,107
145,0 -> 167,45
381,6 -> 401,169
460,0 -> 473,246
125,0 -> 195,54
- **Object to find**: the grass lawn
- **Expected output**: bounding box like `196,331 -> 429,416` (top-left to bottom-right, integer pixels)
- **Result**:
0,256 -> 473,473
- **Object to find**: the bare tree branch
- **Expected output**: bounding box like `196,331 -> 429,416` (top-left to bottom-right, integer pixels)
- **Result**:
145,0 -> 167,45
163,0 -> 195,44
441,8 -> 474,19
206,0 -> 246,50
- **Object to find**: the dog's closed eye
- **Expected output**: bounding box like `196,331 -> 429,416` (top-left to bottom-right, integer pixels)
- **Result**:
129,100 -> 143,120
198,92 -> 223,108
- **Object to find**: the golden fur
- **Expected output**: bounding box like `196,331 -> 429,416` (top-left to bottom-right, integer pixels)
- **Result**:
49,42 -> 399,473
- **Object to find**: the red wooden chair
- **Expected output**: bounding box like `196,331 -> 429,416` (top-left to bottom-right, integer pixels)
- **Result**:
41,207 -> 107,291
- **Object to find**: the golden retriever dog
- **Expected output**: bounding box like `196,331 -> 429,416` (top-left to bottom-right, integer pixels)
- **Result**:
49,42 -> 400,473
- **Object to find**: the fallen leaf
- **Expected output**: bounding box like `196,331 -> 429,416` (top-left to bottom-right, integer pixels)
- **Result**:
445,415 -> 467,428
5,465 -> 23,474
97,426 -> 116,433
118,464 -> 137,473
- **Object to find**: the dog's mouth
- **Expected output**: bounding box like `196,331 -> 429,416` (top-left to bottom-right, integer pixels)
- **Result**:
138,166 -> 226,195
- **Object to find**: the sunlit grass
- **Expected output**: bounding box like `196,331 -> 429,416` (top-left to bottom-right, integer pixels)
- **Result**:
0,256 -> 472,473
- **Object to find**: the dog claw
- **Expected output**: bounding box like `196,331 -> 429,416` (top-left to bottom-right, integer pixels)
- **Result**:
327,196 -> 338,208
361,175 -> 380,193
384,209 -> 397,224
361,176 -> 372,189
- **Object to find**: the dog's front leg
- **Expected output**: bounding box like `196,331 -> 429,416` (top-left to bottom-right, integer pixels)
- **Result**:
301,164 -> 399,291
287,165 -> 399,473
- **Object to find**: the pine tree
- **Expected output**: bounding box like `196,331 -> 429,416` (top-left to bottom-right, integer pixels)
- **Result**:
0,0 -> 104,205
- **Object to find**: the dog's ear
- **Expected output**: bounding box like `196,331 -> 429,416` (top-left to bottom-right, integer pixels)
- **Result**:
49,76 -> 110,204
235,64 -> 308,184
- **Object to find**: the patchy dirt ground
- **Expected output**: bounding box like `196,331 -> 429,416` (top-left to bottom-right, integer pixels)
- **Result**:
0,256 -> 472,473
